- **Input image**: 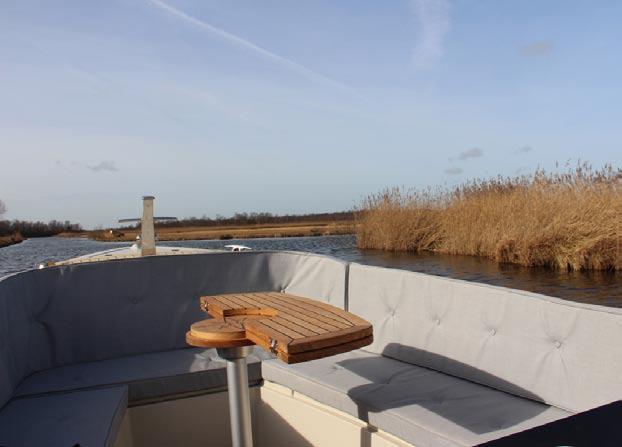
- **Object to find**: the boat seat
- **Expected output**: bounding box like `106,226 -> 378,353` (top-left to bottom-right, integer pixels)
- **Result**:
14,347 -> 271,405
262,350 -> 572,447
0,385 -> 127,447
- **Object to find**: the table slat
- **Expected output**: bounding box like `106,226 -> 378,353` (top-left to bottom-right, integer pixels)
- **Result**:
189,292 -> 372,363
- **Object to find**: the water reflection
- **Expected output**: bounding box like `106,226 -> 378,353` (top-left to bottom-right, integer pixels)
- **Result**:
354,249 -> 622,308
1,235 -> 620,307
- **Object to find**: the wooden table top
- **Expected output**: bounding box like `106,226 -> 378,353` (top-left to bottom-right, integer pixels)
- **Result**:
186,292 -> 373,364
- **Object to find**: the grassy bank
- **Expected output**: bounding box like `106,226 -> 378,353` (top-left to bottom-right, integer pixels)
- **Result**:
0,233 -> 23,248
357,164 -> 622,271
86,220 -> 354,242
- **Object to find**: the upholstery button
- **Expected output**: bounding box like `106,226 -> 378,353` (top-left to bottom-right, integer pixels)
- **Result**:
490,328 -> 496,336
390,309 -> 396,317
435,318 -> 441,326
554,341 -> 562,349
130,296 -> 140,304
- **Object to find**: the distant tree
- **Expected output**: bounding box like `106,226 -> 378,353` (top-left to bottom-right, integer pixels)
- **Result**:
153,210 -> 355,229
0,201 -> 8,236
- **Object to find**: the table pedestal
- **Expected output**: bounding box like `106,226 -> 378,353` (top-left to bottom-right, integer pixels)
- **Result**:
217,346 -> 254,447
188,292 -> 373,446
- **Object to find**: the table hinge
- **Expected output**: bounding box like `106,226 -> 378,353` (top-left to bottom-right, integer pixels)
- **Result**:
269,338 -> 278,353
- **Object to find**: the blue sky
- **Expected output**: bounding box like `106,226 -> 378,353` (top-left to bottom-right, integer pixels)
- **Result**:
1,0 -> 621,227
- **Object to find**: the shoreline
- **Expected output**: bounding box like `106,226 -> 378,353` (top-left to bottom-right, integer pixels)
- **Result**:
61,221 -> 355,243
357,166 -> 622,272
0,233 -> 24,248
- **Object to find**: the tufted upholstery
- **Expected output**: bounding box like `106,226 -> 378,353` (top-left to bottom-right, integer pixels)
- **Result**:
262,351 -> 571,447
0,251 -> 347,410
39,251 -> 346,366
0,269 -> 55,411
14,347 -> 272,404
2,251 -> 622,447
348,263 -> 622,413
0,385 -> 128,447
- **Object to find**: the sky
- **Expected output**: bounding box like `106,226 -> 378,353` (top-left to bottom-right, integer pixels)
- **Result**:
1,0 -> 621,228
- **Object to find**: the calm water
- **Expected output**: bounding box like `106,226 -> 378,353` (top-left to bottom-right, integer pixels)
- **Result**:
1,235 -> 621,307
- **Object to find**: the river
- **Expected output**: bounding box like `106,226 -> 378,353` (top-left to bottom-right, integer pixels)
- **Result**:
1,235 -> 620,307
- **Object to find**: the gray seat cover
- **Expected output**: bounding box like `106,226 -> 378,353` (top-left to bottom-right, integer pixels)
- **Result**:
262,350 -> 571,447
15,347 -> 272,404
0,251 -> 346,409
3,251 -> 621,446
348,263 -> 622,413
0,385 -> 127,447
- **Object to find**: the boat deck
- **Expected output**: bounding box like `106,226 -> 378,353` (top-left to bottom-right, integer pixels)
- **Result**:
51,246 -> 221,266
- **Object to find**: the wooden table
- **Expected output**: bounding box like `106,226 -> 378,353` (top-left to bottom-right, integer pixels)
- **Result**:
186,291 -> 373,447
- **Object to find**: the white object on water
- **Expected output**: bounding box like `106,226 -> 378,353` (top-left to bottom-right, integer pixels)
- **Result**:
225,245 -> 252,252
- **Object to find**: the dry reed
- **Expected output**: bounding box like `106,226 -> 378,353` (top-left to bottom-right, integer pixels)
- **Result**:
356,163 -> 622,271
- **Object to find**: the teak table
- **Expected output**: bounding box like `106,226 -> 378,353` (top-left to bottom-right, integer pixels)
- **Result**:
187,291 -> 373,447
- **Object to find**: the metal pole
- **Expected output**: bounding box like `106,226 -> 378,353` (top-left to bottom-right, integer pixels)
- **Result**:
217,346 -> 254,447
141,196 -> 156,256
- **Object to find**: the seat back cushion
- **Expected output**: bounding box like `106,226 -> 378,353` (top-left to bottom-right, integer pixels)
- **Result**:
348,263 -> 622,413
0,270 -> 54,409
31,251 -> 346,367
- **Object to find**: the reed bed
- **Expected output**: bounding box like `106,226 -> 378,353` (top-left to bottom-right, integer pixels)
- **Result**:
356,164 -> 622,271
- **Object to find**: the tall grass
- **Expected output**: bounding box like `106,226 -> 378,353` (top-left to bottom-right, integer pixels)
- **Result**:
356,164 -> 622,271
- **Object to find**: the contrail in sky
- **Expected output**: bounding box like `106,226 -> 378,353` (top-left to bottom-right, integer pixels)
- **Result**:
146,0 -> 357,96
410,0 -> 451,70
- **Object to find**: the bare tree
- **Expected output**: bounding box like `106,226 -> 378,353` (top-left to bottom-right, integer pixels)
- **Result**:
0,199 -> 5,218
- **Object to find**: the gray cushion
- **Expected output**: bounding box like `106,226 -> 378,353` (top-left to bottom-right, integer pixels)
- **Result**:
262,350 -> 571,447
42,252 -> 346,366
0,269 -> 54,409
0,385 -> 127,447
0,251 -> 346,409
348,263 -> 622,412
15,347 -> 272,404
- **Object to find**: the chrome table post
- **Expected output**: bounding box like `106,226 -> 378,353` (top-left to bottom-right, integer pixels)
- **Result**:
217,346 -> 254,447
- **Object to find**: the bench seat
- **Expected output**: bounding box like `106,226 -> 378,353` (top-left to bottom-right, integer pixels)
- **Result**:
14,347 -> 270,405
0,386 -> 128,447
262,350 -> 572,447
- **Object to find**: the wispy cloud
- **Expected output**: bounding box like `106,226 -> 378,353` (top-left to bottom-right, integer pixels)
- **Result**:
520,41 -> 553,56
87,161 -> 119,173
514,145 -> 533,154
445,166 -> 462,175
457,147 -> 483,161
410,0 -> 451,70
146,0 -> 355,95
446,147 -> 482,174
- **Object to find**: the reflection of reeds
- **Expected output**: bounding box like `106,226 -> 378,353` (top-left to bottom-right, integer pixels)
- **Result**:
0,232 -> 23,248
357,163 -> 622,271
